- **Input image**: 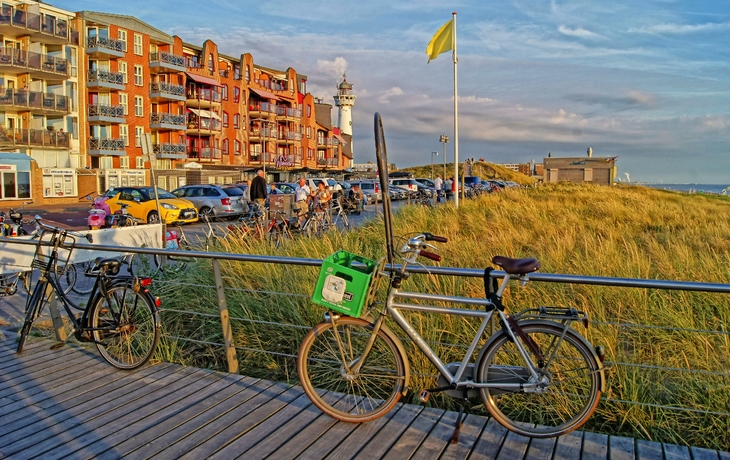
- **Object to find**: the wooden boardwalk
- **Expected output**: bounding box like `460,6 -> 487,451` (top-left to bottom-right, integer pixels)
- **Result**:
1,334 -> 728,460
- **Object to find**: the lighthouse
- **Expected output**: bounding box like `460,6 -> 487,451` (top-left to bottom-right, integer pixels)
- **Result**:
333,74 -> 356,153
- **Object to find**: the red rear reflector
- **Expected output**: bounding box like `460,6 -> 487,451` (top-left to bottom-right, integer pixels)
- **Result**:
221,198 -> 231,206
155,297 -> 162,307
140,277 -> 152,287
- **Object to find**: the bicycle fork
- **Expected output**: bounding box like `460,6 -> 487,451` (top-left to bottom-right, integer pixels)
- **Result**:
329,312 -> 387,377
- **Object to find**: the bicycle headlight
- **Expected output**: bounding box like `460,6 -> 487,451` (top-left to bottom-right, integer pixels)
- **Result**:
161,203 -> 178,210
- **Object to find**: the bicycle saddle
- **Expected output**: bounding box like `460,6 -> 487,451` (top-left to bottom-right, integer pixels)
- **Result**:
491,256 -> 539,275
94,257 -> 121,276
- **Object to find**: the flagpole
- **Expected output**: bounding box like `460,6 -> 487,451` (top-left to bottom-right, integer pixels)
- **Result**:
452,11 -> 459,208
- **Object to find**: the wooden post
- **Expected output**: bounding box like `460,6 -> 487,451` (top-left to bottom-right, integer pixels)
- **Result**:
47,284 -> 67,342
212,259 -> 239,373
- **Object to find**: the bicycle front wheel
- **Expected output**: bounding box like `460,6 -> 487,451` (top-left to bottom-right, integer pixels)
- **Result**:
297,316 -> 407,423
90,285 -> 159,369
476,322 -> 602,438
71,261 -> 97,295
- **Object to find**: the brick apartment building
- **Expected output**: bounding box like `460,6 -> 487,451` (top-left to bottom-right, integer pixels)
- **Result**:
0,2 -> 350,207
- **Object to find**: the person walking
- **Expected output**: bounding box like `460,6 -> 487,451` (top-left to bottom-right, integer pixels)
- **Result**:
351,184 -> 364,214
434,174 -> 443,203
250,169 -> 267,209
444,176 -> 453,201
294,177 -> 311,227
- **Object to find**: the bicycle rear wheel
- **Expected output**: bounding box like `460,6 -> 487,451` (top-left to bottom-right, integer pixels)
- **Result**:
90,285 -> 159,369
476,322 -> 602,438
54,263 -> 77,296
297,316 -> 407,423
71,261 -> 97,295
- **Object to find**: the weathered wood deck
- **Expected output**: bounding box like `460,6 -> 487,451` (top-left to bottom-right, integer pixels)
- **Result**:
1,334 -> 728,460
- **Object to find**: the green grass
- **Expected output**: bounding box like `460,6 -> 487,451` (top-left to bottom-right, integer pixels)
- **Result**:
153,182 -> 730,450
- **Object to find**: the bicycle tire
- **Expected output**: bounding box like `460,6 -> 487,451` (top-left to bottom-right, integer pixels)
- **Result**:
71,261 -> 97,295
17,281 -> 47,353
90,285 -> 159,369
297,316 -> 407,423
54,263 -> 77,296
476,322 -> 602,438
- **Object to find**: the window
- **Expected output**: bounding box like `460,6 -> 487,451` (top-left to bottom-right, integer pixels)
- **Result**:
307,148 -> 313,160
307,105 -> 311,117
234,65 -> 241,80
100,157 -> 113,169
233,114 -> 240,129
289,78 -> 294,94
234,140 -> 241,155
222,84 -> 228,101
222,139 -> 229,155
119,156 -> 129,169
119,93 -> 128,115
208,53 -> 214,75
119,124 -> 129,146
222,112 -> 228,128
306,126 -> 311,139
118,61 -> 127,83
134,96 -> 143,117
134,33 -> 143,55
134,65 -> 143,86
135,126 -> 144,147
234,87 -> 240,103
117,29 -> 127,52
136,157 -> 144,168
245,65 -> 250,82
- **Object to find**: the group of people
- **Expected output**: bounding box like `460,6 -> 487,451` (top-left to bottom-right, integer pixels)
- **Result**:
433,174 -> 455,202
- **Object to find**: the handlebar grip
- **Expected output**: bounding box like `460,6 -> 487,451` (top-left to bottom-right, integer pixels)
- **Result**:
425,233 -> 448,243
86,234 -> 94,243
419,250 -> 441,262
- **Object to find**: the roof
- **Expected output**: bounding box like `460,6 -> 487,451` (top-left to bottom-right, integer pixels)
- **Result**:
77,11 -> 174,44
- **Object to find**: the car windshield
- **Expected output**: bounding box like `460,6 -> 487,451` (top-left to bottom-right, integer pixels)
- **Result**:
222,187 -> 244,196
137,187 -> 177,201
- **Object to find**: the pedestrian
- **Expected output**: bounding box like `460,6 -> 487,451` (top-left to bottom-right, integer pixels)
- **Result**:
351,184 -> 364,214
444,177 -> 453,201
434,174 -> 443,203
249,169 -> 267,209
242,180 -> 251,202
269,183 -> 279,195
294,177 -> 311,226
314,182 -> 330,211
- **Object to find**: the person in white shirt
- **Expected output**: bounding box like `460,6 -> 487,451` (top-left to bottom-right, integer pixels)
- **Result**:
434,174 -> 443,203
294,177 -> 311,226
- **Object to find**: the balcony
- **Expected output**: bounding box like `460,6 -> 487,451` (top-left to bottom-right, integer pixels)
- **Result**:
149,52 -> 186,74
254,78 -> 287,92
149,81 -> 185,102
249,102 -> 277,117
276,130 -> 302,145
86,35 -> 125,58
276,106 -> 301,120
187,115 -> 221,135
186,87 -> 221,109
187,147 -> 222,160
88,104 -> 125,124
150,112 -> 186,131
0,88 -> 70,115
0,127 -> 70,149
152,142 -> 186,159
316,137 -> 336,148
87,69 -> 125,91
0,48 -> 69,81
88,137 -> 126,156
248,127 -> 277,142
0,6 -> 70,44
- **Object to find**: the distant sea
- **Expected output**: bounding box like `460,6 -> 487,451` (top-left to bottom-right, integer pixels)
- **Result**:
642,183 -> 729,194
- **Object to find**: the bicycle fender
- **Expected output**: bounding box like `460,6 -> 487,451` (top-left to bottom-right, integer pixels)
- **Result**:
474,319 -> 605,392
361,315 -> 411,395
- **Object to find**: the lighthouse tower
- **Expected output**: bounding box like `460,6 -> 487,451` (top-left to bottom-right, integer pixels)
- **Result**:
334,73 -> 356,138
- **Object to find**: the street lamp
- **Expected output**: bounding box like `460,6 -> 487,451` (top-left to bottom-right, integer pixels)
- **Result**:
431,151 -> 438,179
439,134 -> 449,179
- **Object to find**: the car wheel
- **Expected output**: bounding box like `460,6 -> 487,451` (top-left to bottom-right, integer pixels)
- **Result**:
147,211 -> 160,224
199,207 -> 213,220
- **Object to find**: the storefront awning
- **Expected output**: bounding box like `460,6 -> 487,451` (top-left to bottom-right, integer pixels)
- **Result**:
249,87 -> 281,101
188,108 -> 222,120
185,72 -> 222,87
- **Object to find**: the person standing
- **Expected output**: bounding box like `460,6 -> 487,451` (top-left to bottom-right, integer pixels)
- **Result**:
351,184 -> 364,214
294,177 -> 311,226
434,174 -> 443,203
444,176 -> 453,201
249,169 -> 267,209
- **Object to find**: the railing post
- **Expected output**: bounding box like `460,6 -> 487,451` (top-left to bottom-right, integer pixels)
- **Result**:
47,284 -> 67,342
212,259 -> 239,373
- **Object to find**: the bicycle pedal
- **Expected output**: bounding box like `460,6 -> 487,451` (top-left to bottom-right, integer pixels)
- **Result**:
418,390 -> 430,403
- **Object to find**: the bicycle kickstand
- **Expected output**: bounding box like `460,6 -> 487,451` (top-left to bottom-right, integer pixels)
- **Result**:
450,389 -> 470,444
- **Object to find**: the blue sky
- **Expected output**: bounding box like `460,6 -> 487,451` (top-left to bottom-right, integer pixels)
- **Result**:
57,0 -> 729,183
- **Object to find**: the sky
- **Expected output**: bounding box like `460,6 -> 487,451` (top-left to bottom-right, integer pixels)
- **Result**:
55,0 -> 730,183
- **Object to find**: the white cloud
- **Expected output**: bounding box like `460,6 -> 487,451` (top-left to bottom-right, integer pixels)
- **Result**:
379,87 -> 404,104
558,26 -> 599,39
316,57 -> 349,79
629,22 -> 730,35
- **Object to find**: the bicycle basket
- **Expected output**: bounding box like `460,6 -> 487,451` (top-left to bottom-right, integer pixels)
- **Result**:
30,230 -> 75,275
312,250 -> 378,317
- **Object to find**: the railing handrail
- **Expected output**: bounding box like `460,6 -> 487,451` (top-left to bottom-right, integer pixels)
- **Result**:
149,51 -> 186,67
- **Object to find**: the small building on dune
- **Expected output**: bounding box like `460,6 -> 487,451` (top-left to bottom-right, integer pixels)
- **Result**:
543,150 -> 618,185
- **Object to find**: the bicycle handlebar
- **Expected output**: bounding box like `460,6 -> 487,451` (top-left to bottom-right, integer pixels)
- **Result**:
419,250 -> 441,262
35,217 -> 94,243
424,232 -> 448,243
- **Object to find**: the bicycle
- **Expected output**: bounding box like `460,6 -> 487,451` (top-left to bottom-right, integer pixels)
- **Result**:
16,221 -> 160,370
330,198 -> 351,230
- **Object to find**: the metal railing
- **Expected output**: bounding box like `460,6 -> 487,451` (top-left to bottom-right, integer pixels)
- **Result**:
0,127 -> 70,148
86,35 -> 125,53
87,69 -> 124,86
88,104 -> 124,118
88,137 -> 125,152
0,6 -> 70,41
150,81 -> 185,98
249,102 -> 277,114
149,51 -> 185,68
151,112 -> 186,126
153,143 -> 186,155
0,87 -> 70,113
186,88 -> 221,103
0,47 -> 69,77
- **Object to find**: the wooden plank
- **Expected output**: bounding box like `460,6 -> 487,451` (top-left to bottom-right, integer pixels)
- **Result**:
690,446 -> 720,460
178,384 -> 302,460
439,414 -> 490,460
553,430 -> 584,460
523,436 -> 558,460
468,417 -> 509,460
663,443 -> 691,460
113,376 -> 263,460
495,430 -> 530,460
381,406 -> 444,459
609,436 -> 636,460
582,431 -> 609,460
411,409 -> 460,458
0,344 -> 88,385
146,379 -> 282,459
636,440 -> 664,460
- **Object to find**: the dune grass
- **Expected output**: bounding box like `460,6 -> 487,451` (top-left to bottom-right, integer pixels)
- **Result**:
153,182 -> 730,449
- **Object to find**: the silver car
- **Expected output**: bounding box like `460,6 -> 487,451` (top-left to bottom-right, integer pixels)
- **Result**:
346,179 -> 382,204
172,184 -> 247,219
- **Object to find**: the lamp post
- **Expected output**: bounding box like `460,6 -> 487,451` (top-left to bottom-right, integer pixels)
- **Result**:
431,151 -> 438,179
439,134 -> 449,179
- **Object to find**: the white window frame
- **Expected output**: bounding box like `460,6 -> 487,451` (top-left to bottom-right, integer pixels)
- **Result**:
100,157 -> 113,169
119,93 -> 128,115
119,124 -> 129,146
134,33 -> 143,56
134,96 -> 143,117
136,157 -> 144,168
117,29 -> 128,52
119,156 -> 130,169
134,65 -> 143,86
135,126 -> 144,147
118,61 -> 128,84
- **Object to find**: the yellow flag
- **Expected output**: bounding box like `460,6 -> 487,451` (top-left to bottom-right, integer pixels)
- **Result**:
426,19 -> 454,63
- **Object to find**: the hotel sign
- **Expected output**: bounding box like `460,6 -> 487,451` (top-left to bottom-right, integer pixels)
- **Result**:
43,168 -> 75,174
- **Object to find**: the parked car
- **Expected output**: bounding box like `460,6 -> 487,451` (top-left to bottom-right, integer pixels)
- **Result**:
389,178 -> 421,193
271,182 -> 296,194
171,184 -> 247,219
346,179 -> 382,204
102,186 -> 198,224
415,178 -> 436,188
389,184 -> 412,200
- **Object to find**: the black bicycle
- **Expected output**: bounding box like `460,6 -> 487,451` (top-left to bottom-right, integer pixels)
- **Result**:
17,221 -> 161,370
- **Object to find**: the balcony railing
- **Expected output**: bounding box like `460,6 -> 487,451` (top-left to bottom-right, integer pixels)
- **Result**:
149,51 -> 186,68
187,88 -> 221,103
249,127 -> 277,139
0,5 -> 70,41
187,117 -> 221,131
153,143 -> 186,155
254,78 -> 287,92
88,104 -> 124,118
150,81 -> 185,98
86,35 -> 125,54
89,137 -> 125,152
317,138 -> 335,147
0,47 -> 69,77
282,131 -> 302,142
151,113 -> 186,126
187,147 -> 222,159
87,69 -> 124,86
249,102 -> 277,114
0,88 -> 70,113
276,106 -> 302,118
0,127 -> 70,148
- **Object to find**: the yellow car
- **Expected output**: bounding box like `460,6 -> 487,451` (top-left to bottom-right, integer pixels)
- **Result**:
102,186 -> 199,224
